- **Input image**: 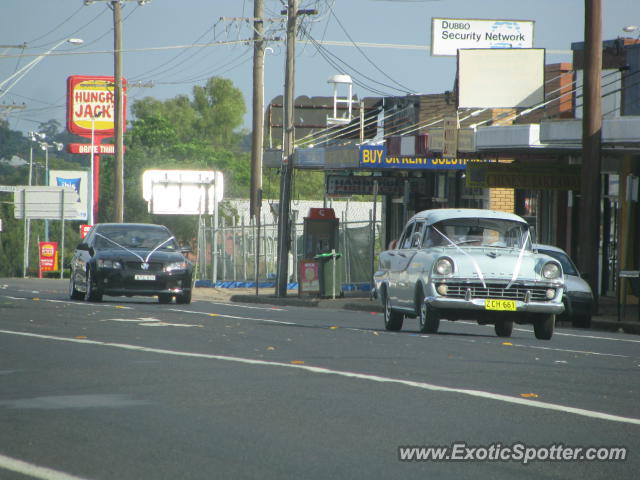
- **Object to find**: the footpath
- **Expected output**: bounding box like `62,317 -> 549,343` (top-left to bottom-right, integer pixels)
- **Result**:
193,287 -> 640,335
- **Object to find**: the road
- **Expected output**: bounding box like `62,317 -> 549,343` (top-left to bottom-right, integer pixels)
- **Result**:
1,278 -> 639,480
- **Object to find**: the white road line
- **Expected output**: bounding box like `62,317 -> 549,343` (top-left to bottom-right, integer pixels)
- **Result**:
200,301 -> 285,311
44,299 -> 133,309
169,308 -> 296,325
0,452 -> 92,480
458,320 -> 640,344
511,343 -> 629,358
1,328 -> 639,426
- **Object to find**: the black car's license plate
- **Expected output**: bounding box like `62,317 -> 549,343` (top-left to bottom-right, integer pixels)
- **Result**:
134,274 -> 156,281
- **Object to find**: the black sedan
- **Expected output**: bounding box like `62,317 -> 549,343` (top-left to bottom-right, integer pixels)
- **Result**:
534,243 -> 594,328
69,223 -> 193,304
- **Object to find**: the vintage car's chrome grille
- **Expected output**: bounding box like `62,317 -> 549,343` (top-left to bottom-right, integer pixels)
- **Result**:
443,282 -> 550,301
124,261 -> 163,272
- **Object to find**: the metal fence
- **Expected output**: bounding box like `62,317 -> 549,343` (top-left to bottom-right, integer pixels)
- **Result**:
194,213 -> 382,289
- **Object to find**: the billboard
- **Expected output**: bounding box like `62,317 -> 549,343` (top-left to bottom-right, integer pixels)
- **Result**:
49,170 -> 88,221
457,48 -> 545,108
67,75 -> 127,137
431,18 -> 534,56
142,170 -> 224,215
14,187 -> 83,220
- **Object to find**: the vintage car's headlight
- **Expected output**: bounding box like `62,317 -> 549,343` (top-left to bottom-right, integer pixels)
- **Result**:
164,261 -> 188,272
435,258 -> 453,276
542,262 -> 561,279
546,288 -> 557,299
97,259 -> 122,269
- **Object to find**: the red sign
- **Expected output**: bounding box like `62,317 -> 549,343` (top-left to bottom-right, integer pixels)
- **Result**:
39,241 -> 59,277
298,259 -> 320,295
80,224 -> 92,238
67,75 -> 127,138
68,143 -> 122,155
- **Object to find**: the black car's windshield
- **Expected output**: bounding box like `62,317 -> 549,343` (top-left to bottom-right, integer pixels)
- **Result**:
95,226 -> 178,251
427,218 -> 531,249
538,249 -> 578,275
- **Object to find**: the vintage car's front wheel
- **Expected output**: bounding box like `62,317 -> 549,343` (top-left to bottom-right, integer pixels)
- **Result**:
383,289 -> 403,331
418,300 -> 440,334
494,319 -> 513,337
533,314 -> 555,340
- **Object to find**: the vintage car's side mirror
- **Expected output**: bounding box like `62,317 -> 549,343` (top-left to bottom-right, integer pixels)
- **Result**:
181,245 -> 192,254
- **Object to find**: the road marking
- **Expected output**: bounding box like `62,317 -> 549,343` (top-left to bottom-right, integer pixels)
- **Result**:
44,299 -> 133,309
0,452 -> 92,480
458,320 -> 640,344
169,308 -> 296,325
511,343 -> 629,358
201,301 -> 285,312
1,328 -> 639,426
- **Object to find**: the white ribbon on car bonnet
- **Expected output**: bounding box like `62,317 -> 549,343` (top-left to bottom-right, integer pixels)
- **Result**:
505,228 -> 531,290
94,232 -> 176,264
432,226 -> 487,289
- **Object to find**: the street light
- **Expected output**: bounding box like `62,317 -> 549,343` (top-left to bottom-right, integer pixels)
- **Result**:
622,25 -> 640,38
88,111 -> 103,225
0,38 -> 83,100
40,140 -> 64,242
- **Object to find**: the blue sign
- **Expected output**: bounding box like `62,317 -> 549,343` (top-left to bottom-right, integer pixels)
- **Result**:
359,145 -> 473,170
56,177 -> 81,201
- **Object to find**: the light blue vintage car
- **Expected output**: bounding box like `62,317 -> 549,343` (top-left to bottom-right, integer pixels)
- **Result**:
374,209 -> 565,340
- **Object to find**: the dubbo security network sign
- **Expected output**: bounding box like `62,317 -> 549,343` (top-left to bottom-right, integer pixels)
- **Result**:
431,18 -> 534,56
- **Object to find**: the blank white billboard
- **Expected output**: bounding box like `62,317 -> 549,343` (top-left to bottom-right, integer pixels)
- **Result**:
458,48 -> 545,109
14,186 -> 83,220
142,170 -> 224,215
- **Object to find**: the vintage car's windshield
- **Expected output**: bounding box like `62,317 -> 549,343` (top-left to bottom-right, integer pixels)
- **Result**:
426,218 -> 531,249
95,226 -> 178,251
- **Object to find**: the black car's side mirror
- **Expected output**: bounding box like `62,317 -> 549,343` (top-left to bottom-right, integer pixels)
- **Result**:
76,243 -> 94,256
181,246 -> 192,254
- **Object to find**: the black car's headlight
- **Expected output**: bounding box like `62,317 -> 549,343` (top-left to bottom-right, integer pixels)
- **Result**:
164,261 -> 188,272
434,258 -> 454,276
97,259 -> 122,269
542,262 -> 561,279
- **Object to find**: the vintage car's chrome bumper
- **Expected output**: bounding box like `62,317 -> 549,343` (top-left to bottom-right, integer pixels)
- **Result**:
425,296 -> 564,314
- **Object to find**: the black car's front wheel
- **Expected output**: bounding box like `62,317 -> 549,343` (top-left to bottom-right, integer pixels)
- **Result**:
175,290 -> 192,305
158,293 -> 173,304
69,274 -> 83,300
84,268 -> 103,302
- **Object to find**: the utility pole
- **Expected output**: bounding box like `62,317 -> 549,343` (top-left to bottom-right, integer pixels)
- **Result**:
275,0 -> 298,297
113,0 -> 125,222
250,0 -> 265,222
84,0 -> 151,222
578,0 -> 602,308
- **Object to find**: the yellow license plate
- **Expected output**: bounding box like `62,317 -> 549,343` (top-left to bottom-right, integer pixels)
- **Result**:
485,299 -> 516,311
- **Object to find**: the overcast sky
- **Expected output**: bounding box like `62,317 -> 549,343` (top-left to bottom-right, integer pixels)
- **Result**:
1,0 -> 638,135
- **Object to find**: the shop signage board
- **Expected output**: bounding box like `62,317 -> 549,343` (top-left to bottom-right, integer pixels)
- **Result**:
359,145 -> 480,170
326,175 -> 427,196
67,75 -> 127,138
431,18 -> 534,56
466,164 -> 580,190
39,241 -> 59,277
